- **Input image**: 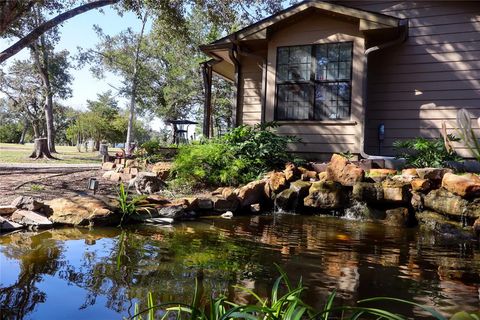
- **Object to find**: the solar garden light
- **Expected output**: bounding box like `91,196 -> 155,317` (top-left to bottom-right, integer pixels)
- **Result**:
87,177 -> 99,195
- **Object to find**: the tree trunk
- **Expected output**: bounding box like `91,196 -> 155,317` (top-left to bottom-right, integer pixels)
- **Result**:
29,138 -> 58,159
0,0 -> 120,64
125,13 -> 148,156
44,92 -> 56,152
19,119 -> 28,144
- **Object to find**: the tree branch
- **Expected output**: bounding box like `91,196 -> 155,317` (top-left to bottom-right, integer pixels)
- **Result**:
0,0 -> 120,64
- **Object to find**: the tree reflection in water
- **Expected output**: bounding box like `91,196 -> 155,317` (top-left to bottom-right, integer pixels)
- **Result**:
1,216 -> 479,320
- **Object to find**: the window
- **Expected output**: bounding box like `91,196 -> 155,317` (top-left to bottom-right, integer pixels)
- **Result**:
275,42 -> 353,120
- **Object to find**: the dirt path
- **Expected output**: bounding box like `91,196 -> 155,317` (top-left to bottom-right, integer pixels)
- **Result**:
0,168 -> 117,205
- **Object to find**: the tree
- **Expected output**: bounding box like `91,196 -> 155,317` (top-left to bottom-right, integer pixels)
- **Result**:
0,0 -> 121,63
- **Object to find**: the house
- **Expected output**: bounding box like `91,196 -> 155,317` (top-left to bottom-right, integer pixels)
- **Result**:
200,1 -> 480,160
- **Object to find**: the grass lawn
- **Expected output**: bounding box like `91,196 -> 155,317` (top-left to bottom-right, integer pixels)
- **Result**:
0,143 -> 121,164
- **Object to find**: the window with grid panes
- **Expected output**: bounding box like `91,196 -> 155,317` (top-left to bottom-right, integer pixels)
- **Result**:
275,42 -> 353,120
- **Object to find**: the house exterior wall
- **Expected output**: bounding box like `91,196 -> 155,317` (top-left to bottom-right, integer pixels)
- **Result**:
263,13 -> 366,160
338,0 -> 480,157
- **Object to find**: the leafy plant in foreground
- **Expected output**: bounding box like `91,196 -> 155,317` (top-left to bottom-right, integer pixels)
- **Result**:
393,135 -> 462,168
127,267 -> 478,320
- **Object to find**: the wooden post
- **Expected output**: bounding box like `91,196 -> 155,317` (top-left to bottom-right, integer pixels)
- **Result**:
202,62 -> 212,138
99,143 -> 109,163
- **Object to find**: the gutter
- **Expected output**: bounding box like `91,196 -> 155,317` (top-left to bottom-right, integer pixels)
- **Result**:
360,19 -> 409,159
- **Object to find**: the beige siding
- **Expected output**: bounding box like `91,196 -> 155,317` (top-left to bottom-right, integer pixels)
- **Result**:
264,12 -> 366,158
238,48 -> 266,126
339,0 -> 480,157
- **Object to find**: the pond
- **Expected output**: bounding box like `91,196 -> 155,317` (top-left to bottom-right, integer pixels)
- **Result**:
1,215 -> 479,319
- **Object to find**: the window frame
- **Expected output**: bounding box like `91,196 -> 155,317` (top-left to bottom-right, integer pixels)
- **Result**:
274,41 -> 354,121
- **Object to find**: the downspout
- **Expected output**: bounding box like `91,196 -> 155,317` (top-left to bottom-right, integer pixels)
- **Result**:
360,19 -> 409,159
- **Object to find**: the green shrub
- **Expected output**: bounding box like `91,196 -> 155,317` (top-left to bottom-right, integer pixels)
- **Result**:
172,123 -> 302,187
393,135 -> 462,168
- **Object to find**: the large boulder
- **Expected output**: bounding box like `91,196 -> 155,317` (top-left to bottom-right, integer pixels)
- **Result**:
213,197 -> 239,212
368,169 -> 397,182
441,172 -> 480,198
265,172 -> 288,197
235,180 -> 266,207
424,189 -> 480,220
10,210 -> 53,228
275,180 -> 311,212
11,196 -> 44,211
130,172 -> 166,195
417,210 -> 474,239
284,163 -> 300,182
304,181 -> 343,209
326,154 -> 364,186
382,179 -> 411,203
352,182 -> 383,203
384,207 -> 416,227
411,178 -> 431,192
45,196 -> 119,226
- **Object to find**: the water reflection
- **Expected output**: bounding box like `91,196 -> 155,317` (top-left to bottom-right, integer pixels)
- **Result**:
1,216 -> 479,319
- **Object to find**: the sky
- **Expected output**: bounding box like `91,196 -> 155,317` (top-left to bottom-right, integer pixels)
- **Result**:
0,6 -> 164,130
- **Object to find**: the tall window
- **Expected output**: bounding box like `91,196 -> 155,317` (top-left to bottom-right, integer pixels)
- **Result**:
275,42 -> 353,120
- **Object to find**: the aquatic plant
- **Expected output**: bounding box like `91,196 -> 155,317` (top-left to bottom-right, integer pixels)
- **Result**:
128,266 -> 478,320
117,182 -> 146,225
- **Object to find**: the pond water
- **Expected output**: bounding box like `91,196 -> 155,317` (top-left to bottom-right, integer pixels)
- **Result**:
1,215 -> 479,319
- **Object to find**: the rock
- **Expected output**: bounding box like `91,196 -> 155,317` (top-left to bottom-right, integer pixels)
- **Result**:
416,168 -> 452,180
352,182 -> 383,203
250,203 -> 261,213
266,172 -> 288,195
382,179 -> 411,203
10,210 -> 53,228
102,162 -> 116,170
284,163 -> 300,182
326,154 -> 364,186
442,172 -> 480,198
222,187 -> 237,201
235,180 -> 266,207
304,181 -> 343,209
211,187 -> 224,196
275,189 -> 296,211
311,162 -> 328,173
197,198 -> 213,210
131,172 -> 165,195
411,191 -> 424,211
301,170 -> 318,181
0,216 -> 24,232
411,178 -> 431,192
221,211 -> 234,219
146,194 -> 170,205
102,170 -> 115,180
213,197 -> 239,212
423,189 -> 480,219
45,196 -> 118,226
11,196 -> 44,211
384,207 -> 415,227
417,210 -> 474,239
0,205 -> 17,216
125,159 -> 138,168
368,169 -> 397,182
151,162 -> 172,180
473,218 -> 480,237
158,205 -> 188,219
144,217 -> 174,224
402,168 -> 418,177
317,172 -> 327,181
110,172 -> 122,182
275,180 -> 311,212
